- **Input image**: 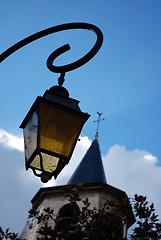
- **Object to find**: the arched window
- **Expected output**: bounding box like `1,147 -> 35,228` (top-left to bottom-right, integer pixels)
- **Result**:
59,203 -> 80,218
54,203 -> 80,236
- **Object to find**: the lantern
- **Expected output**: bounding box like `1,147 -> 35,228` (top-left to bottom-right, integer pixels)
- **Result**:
20,85 -> 90,183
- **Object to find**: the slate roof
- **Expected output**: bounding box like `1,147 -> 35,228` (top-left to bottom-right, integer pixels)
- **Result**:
67,138 -> 107,185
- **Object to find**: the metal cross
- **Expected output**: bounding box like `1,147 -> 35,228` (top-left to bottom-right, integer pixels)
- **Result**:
93,112 -> 105,138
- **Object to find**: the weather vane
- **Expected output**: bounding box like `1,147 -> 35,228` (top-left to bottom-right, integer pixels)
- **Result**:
93,112 -> 105,139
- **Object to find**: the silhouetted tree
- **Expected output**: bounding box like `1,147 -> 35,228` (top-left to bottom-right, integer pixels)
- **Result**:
0,227 -> 20,240
130,194 -> 161,240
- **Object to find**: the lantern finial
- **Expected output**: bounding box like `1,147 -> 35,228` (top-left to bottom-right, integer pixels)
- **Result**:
58,71 -> 65,86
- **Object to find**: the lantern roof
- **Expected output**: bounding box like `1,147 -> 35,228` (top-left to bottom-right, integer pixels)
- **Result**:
67,135 -> 107,185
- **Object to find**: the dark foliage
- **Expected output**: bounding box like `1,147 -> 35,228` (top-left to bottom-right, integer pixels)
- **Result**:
0,227 -> 20,240
130,194 -> 161,240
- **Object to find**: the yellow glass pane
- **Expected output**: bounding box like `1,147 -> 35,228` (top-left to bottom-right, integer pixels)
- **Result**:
42,152 -> 59,172
30,155 -> 41,170
39,103 -> 87,158
30,153 -> 59,173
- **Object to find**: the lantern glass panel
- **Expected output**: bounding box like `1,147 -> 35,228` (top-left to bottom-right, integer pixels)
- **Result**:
39,102 -> 87,159
23,112 -> 38,164
30,153 -> 59,172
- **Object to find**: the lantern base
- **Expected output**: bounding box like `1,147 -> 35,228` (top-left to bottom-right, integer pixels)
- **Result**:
32,168 -> 52,183
41,174 -> 52,183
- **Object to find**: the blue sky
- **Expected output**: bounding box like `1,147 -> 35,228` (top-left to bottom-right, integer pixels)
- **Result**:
1,0 -> 161,235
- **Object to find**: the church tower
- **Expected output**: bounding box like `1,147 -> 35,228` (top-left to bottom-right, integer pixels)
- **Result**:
26,114 -> 135,239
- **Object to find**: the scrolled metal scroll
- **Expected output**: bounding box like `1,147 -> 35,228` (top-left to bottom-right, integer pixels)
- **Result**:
0,22 -> 103,76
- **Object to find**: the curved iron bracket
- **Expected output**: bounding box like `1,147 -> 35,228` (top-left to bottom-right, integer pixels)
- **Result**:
0,22 -> 103,81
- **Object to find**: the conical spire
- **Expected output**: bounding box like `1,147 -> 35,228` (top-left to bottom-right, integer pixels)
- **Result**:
67,137 -> 107,185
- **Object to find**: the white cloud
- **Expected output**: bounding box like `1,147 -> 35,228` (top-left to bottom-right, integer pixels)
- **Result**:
103,144 -> 161,218
144,154 -> 157,163
0,128 -> 24,151
19,168 -> 42,187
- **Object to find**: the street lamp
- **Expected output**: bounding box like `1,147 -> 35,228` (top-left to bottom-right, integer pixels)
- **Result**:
20,82 -> 90,183
0,23 -> 103,182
